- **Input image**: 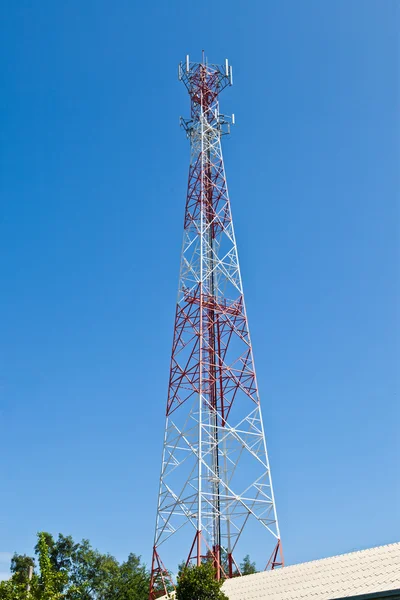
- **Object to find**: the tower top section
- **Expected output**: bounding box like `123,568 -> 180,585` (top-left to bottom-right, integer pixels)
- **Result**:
178,53 -> 233,105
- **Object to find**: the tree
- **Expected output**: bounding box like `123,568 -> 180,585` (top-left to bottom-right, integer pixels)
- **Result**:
176,562 -> 228,600
64,538 -> 120,600
108,553 -> 150,600
0,532 -> 151,600
240,554 -> 257,575
35,533 -> 79,575
0,553 -> 36,600
10,553 -> 35,585
38,534 -> 150,600
36,531 -> 67,600
0,579 -> 25,600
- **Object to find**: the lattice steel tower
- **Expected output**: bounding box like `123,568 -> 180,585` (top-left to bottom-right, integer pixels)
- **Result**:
149,54 -> 283,599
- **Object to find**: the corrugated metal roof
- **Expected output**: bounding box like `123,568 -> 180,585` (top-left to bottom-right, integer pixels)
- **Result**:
222,542 -> 400,600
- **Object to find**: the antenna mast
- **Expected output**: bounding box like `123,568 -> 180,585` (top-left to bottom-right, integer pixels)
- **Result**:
150,54 -> 283,599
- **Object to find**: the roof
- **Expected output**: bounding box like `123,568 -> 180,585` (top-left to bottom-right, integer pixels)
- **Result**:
222,542 -> 400,600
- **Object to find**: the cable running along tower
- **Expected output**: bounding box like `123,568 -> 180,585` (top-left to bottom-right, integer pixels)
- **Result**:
150,54 -> 283,599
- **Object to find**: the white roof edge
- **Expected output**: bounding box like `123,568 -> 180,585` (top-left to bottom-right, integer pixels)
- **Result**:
222,542 -> 400,600
274,540 -> 400,571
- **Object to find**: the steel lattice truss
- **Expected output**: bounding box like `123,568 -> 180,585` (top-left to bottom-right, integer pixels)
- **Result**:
150,55 -> 283,600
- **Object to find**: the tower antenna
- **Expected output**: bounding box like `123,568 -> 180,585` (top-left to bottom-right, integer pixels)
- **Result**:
149,55 -> 283,600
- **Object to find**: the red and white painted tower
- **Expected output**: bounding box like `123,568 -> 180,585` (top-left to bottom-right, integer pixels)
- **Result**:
149,54 -> 283,599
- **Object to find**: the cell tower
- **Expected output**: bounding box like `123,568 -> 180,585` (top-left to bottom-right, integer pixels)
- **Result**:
149,54 -> 283,599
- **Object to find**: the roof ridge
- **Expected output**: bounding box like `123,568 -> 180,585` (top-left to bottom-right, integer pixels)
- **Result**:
222,542 -> 400,599
223,541 -> 400,583
260,541 -> 400,574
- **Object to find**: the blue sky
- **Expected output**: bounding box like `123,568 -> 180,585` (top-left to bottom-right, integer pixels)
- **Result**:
0,0 -> 399,578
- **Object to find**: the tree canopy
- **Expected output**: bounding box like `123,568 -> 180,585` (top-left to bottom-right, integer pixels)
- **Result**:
176,562 -> 228,600
0,532 -> 150,600
239,554 -> 257,575
0,533 -> 257,599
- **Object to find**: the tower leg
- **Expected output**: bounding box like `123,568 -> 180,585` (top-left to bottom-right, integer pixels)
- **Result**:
149,547 -> 173,600
266,539 -> 284,570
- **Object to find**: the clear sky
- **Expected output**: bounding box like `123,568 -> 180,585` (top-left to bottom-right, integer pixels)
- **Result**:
0,0 -> 399,580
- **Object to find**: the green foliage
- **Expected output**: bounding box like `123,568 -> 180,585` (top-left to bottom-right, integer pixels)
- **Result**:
10,553 -> 35,585
1,531 -> 255,600
0,578 -> 27,600
176,562 -> 228,600
107,553 -> 150,600
0,532 -> 151,600
239,554 -> 257,575
35,533 -> 79,575
36,532 -> 68,599
0,552 -> 36,600
63,538 -> 119,600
